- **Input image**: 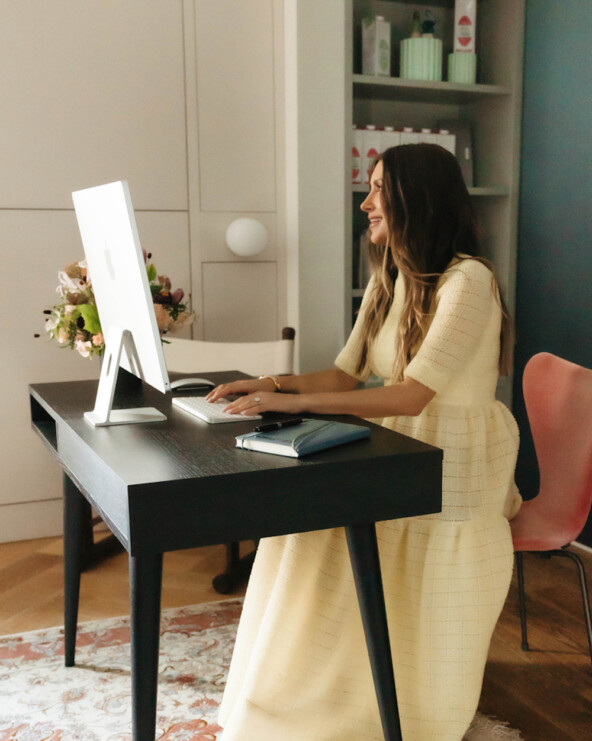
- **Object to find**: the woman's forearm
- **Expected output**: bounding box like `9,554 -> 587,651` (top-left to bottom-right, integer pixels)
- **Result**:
277,367 -> 359,394
296,377 -> 435,418
206,366 -> 359,405
220,375 -> 435,418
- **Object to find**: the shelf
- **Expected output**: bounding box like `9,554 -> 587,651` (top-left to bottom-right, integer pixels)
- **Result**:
353,74 -> 511,105
352,184 -> 509,197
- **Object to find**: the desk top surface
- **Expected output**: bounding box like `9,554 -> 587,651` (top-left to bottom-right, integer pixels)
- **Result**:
30,372 -> 443,554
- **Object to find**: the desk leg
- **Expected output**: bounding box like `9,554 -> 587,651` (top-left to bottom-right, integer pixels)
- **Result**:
130,553 -> 163,741
345,524 -> 403,741
63,473 -> 90,667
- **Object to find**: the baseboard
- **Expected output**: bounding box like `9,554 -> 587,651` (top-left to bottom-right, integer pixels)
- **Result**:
0,499 -> 63,543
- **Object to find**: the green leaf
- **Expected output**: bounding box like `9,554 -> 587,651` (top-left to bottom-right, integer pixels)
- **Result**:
146,263 -> 157,282
77,304 -> 102,335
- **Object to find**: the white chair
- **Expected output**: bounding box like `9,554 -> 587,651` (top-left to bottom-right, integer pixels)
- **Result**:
163,326 -> 295,377
164,326 -> 296,593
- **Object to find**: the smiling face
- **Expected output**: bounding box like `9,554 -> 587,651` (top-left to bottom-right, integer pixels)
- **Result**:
360,160 -> 388,246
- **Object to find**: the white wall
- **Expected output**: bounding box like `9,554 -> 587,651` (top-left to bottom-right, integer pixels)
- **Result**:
0,0 -> 286,542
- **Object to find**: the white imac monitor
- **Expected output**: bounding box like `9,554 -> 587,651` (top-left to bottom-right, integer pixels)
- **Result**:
72,180 -> 172,426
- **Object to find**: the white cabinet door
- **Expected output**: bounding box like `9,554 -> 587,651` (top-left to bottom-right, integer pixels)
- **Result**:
0,0 -> 188,210
184,0 -> 285,341
202,262 -> 278,342
192,0 -> 277,213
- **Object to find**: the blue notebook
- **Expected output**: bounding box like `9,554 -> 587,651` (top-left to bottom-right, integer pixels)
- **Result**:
235,418 -> 371,458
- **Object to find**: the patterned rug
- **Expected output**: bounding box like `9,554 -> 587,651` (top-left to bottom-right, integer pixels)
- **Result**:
0,598 -> 523,740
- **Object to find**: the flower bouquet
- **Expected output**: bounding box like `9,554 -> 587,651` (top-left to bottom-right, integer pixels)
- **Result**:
43,252 -> 193,358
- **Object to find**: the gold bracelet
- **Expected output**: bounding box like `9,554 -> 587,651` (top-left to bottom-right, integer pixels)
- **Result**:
258,374 -> 281,392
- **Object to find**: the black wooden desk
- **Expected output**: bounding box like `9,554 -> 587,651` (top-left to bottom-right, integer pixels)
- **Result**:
29,372 -> 442,741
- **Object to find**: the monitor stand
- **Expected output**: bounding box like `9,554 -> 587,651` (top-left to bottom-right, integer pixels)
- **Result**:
84,327 -> 167,427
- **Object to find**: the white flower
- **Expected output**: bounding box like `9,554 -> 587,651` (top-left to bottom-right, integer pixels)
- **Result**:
45,315 -> 59,332
57,328 -> 70,345
74,338 -> 92,358
57,270 -> 81,294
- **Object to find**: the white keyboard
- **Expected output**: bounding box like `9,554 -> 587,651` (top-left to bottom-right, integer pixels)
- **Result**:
172,395 -> 261,424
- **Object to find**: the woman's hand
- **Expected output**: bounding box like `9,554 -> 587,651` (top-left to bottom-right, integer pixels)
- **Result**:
205,378 -> 272,402
220,390 -> 307,417
205,377 -> 306,416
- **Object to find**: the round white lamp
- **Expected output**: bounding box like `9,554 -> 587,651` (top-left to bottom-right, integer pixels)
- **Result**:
225,217 -> 268,257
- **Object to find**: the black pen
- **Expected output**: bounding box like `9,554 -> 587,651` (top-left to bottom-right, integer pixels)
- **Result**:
254,418 -> 304,433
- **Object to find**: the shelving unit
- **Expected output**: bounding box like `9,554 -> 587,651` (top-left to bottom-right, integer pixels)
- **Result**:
347,0 -> 525,403
286,0 -> 523,394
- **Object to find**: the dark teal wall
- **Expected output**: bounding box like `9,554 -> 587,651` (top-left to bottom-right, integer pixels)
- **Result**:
514,0 -> 592,543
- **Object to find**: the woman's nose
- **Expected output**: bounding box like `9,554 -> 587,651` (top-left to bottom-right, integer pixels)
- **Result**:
361,194 -> 371,212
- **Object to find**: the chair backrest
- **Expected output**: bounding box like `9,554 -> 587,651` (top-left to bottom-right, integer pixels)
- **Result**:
519,352 -> 592,544
163,327 -> 295,377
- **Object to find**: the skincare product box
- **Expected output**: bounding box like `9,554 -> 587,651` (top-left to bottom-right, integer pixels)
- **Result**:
453,0 -> 476,53
448,0 -> 477,84
361,125 -> 381,184
418,128 -> 439,145
437,130 -> 456,156
400,127 -> 419,145
362,16 -> 391,77
352,125 -> 363,185
381,126 -> 401,152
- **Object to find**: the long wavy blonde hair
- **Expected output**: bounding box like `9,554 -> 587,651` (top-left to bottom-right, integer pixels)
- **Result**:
355,144 -> 513,381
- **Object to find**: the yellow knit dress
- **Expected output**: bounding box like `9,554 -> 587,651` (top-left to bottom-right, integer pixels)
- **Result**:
218,259 -> 521,741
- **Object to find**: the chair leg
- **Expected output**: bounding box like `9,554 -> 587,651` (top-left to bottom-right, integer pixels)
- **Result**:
212,541 -> 257,595
548,548 -> 592,664
515,551 -> 530,652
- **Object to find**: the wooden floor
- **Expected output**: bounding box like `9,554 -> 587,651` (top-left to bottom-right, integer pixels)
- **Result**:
0,535 -> 590,740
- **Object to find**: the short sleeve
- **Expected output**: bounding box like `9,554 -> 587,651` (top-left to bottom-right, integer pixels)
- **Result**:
334,276 -> 375,381
404,261 -> 497,394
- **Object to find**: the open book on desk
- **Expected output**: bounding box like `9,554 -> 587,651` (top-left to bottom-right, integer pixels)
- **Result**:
235,418 -> 370,458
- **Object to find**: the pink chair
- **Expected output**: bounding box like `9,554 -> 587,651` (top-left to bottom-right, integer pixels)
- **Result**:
510,352 -> 592,662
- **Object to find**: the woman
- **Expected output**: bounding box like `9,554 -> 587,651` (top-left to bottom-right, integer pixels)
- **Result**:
208,144 -> 521,740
